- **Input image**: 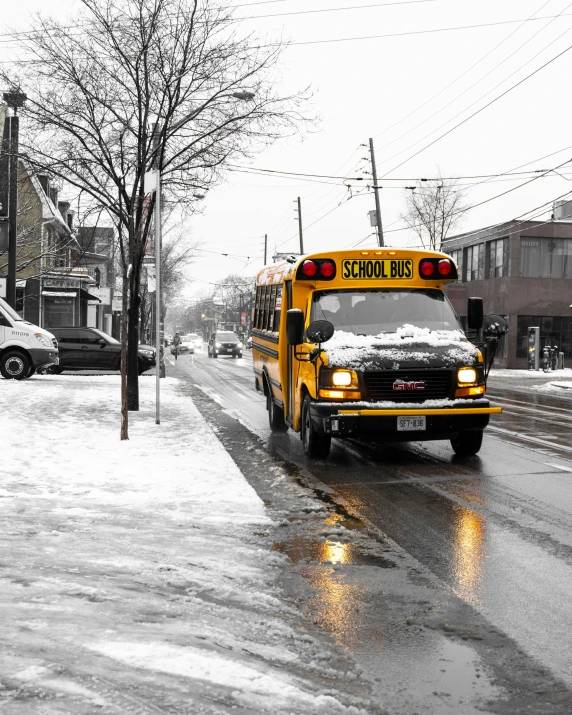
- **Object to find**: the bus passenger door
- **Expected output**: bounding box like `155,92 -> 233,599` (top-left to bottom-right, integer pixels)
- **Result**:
285,281 -> 294,424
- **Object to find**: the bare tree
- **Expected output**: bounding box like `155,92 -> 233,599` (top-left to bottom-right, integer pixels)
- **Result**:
140,219 -> 199,341
4,0 -> 308,436
401,173 -> 469,251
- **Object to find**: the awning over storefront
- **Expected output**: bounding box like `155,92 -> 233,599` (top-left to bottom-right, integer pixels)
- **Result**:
79,288 -> 102,303
43,290 -> 77,298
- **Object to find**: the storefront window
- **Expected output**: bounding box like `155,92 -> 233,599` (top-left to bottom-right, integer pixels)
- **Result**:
520,237 -> 572,278
516,315 -> 572,359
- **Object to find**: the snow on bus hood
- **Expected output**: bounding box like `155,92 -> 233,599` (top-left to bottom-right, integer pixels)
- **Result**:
322,325 -> 479,370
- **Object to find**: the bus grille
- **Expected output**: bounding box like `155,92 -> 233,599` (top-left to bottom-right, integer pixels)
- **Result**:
363,369 -> 453,403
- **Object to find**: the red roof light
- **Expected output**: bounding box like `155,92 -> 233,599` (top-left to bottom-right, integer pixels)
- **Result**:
301,260 -> 317,277
437,259 -> 452,276
320,261 -> 335,278
420,260 -> 435,277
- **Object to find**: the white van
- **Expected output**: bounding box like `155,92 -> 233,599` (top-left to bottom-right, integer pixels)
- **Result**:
0,296 -> 59,379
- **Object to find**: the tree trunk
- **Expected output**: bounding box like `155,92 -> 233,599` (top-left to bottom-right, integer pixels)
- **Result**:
127,252 -> 143,411
120,268 -> 129,440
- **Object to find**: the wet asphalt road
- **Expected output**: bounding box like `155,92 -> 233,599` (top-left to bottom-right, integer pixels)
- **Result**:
168,350 -> 572,713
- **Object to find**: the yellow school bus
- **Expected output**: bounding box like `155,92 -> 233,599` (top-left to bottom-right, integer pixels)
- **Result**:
252,248 -> 502,459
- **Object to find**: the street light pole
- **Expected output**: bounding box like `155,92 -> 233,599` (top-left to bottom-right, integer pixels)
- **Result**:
3,89 -> 27,309
154,167 -> 161,425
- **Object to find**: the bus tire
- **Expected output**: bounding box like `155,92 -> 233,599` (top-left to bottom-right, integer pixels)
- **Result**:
268,391 -> 288,432
0,351 -> 31,380
451,430 -> 483,456
302,395 -> 331,459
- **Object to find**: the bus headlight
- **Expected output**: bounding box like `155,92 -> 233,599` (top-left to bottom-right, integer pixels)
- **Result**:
458,367 -> 478,384
332,370 -> 353,386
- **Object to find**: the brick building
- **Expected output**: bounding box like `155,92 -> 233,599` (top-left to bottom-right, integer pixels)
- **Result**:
443,218 -> 572,368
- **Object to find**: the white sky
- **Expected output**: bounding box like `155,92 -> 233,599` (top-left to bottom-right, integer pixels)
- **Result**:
3,0 -> 572,295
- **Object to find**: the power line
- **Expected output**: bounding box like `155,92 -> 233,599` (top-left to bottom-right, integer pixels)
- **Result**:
276,12 -> 572,47
371,0 -> 554,143
374,0 -> 568,156
379,39 -> 572,177
3,12 -> 572,57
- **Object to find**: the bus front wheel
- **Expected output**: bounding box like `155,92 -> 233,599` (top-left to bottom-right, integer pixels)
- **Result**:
302,395 -> 331,459
451,430 -> 483,456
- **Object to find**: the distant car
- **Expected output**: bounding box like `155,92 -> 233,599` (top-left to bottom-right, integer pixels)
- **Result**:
49,327 -> 156,375
187,333 -> 203,349
170,340 -> 194,355
207,331 -> 243,358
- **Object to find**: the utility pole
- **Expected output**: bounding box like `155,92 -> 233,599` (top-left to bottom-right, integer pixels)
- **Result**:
295,197 -> 304,254
3,90 -> 27,309
369,138 -> 384,247
264,233 -> 267,264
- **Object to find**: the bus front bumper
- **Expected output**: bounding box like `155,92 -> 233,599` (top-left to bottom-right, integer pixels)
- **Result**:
309,399 -> 501,441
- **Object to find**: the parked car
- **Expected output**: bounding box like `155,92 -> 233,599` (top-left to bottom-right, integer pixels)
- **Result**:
49,327 -> 155,375
0,296 -> 58,379
245,336 -> 252,350
207,331 -> 243,358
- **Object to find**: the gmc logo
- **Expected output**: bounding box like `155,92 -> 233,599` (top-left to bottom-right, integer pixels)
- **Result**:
393,379 -> 426,391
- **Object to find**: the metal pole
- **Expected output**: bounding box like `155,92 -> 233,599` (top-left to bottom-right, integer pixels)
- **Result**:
154,168 -> 161,425
297,197 -> 304,254
264,233 -> 267,264
7,114 -> 19,308
369,138 -> 384,247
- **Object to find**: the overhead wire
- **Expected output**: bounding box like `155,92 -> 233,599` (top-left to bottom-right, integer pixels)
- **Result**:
371,0 -> 554,143
379,33 -> 572,177
375,0 -> 567,156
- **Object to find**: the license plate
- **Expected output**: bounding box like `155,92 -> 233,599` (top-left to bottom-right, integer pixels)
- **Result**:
397,416 -> 426,431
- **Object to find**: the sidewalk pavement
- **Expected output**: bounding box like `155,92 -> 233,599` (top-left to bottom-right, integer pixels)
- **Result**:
0,374 -> 372,714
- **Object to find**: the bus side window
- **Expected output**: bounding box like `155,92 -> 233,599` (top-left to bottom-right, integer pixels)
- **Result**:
268,286 -> 277,332
273,285 -> 282,332
255,287 -> 264,329
263,286 -> 271,330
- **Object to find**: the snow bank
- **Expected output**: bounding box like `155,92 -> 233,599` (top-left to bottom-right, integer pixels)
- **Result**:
323,325 -> 478,369
0,375 -> 367,713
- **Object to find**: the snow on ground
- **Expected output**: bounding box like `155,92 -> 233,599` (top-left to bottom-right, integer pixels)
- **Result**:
0,375 -> 370,714
489,368 -> 572,379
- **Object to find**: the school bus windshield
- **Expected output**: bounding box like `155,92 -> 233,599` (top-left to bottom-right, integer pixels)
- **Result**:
311,288 -> 462,336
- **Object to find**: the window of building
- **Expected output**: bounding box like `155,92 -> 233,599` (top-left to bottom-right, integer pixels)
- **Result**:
447,248 -> 463,278
516,315 -> 572,359
519,237 -> 572,278
464,244 -> 484,281
487,238 -> 508,278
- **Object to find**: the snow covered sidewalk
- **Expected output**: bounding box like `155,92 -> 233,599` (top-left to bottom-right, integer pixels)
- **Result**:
0,375 -> 369,714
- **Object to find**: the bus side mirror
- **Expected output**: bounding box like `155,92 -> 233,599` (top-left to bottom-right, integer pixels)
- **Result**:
483,314 -> 508,339
306,320 -> 334,344
467,297 -> 484,331
286,309 -> 305,345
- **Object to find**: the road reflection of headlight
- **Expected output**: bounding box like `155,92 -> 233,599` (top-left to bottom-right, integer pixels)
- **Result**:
453,507 -> 485,606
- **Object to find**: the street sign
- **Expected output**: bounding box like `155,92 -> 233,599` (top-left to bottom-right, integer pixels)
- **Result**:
112,298 -> 122,312
368,210 -> 377,227
0,277 -> 6,298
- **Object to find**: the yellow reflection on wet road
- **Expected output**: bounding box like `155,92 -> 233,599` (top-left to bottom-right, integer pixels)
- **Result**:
453,506 -> 485,607
321,540 -> 351,565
